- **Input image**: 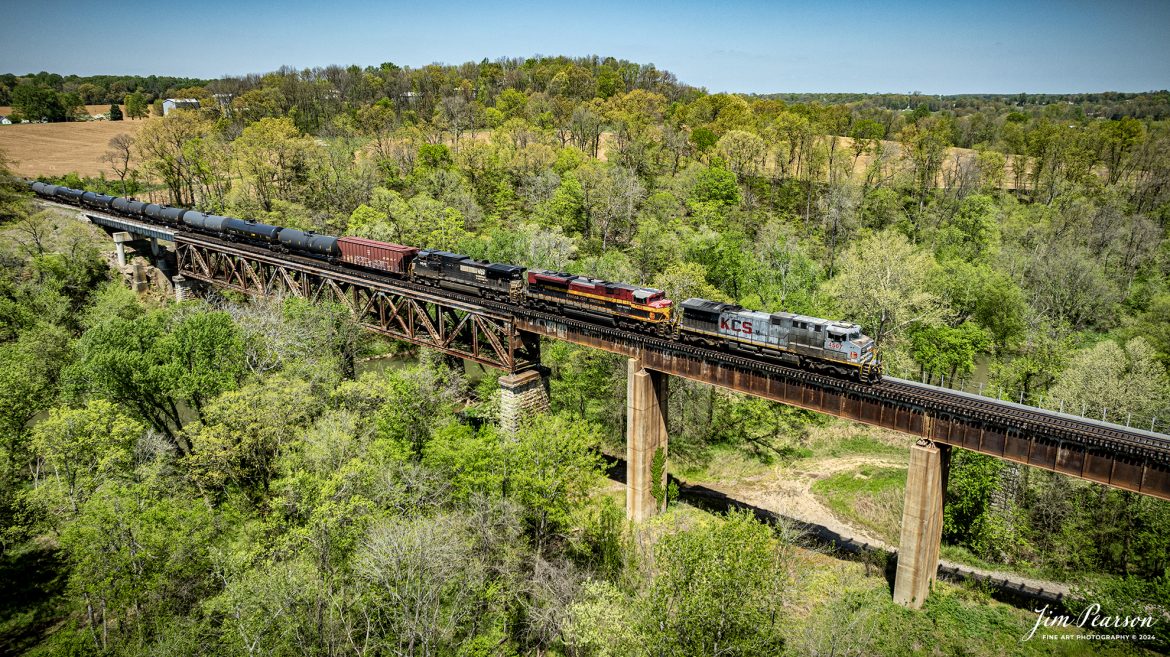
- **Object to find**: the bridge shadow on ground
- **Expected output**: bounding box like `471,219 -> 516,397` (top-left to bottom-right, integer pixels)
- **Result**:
601,454 -> 1068,612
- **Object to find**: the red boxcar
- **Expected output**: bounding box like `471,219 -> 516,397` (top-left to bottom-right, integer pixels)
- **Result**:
337,236 -> 419,275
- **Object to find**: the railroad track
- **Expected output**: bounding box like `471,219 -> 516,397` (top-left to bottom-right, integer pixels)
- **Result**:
53,200 -> 1170,464
882,378 -> 1170,462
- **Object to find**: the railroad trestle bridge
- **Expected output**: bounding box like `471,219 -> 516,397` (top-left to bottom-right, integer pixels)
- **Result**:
63,202 -> 1170,609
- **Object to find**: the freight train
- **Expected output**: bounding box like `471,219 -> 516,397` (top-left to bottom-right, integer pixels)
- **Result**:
25,181 -> 882,382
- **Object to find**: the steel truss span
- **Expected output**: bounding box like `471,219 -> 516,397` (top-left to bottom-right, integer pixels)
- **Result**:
175,236 -> 540,372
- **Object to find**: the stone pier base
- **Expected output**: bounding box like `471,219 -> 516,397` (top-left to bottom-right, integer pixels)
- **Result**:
893,439 -> 951,608
499,368 -> 550,434
173,275 -> 194,302
626,358 -> 668,522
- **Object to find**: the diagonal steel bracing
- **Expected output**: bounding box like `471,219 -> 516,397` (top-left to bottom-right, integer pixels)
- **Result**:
174,236 -> 540,372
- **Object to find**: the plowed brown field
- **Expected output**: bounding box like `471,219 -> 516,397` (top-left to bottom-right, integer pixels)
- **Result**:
0,118 -> 150,177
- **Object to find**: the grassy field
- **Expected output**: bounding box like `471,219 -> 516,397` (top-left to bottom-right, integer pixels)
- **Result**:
811,463 -> 907,545
0,118 -> 150,178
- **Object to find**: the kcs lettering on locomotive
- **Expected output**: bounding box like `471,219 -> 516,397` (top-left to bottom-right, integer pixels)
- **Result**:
720,318 -> 753,333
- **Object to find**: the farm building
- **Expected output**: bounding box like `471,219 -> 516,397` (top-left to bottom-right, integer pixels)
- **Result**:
162,98 -> 200,116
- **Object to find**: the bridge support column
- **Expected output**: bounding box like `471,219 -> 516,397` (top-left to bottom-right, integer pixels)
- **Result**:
626,358 -> 668,522
173,275 -> 193,302
894,439 -> 950,608
112,231 -> 132,266
498,368 -> 549,435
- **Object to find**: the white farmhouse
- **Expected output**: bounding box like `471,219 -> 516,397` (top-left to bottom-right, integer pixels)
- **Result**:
162,98 -> 201,116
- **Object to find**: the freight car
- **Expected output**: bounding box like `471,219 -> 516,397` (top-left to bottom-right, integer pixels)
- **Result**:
23,180 -> 883,383
336,236 -> 417,274
679,298 -> 881,381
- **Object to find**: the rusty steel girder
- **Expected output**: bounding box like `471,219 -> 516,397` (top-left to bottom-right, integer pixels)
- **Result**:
175,236 -> 541,372
516,314 -> 1170,500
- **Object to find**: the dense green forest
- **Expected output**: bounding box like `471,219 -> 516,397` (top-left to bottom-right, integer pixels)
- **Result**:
3,55 -> 1170,654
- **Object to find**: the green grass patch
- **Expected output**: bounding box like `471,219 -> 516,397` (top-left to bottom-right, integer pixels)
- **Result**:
812,465 -> 906,545
673,443 -> 777,481
809,433 -> 908,459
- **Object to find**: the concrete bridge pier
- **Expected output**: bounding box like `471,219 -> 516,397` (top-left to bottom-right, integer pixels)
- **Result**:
893,438 -> 951,609
626,358 -> 668,522
498,368 -> 550,434
112,231 -> 132,266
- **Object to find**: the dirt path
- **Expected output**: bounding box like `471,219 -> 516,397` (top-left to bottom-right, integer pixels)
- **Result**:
708,455 -> 899,547
683,455 -> 1074,598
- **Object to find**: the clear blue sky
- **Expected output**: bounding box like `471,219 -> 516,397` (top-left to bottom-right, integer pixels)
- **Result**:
2,0 -> 1167,94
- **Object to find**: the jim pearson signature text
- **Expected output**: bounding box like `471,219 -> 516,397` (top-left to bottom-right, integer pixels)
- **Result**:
1023,604 -> 1157,641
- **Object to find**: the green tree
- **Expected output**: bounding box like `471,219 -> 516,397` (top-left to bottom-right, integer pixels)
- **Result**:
908,322 -> 990,384
652,261 -> 725,304
942,450 -> 1018,560
0,323 -> 72,468
65,307 -> 244,452
507,413 -> 604,551
935,194 -> 1001,262
848,118 -> 885,167
124,91 -> 148,120
715,130 -> 767,180
641,510 -> 791,655
1123,293 -> 1170,369
931,260 -> 1026,351
108,103 -> 123,121
58,92 -> 85,120
30,400 -> 142,518
824,229 -> 943,349
186,374 -> 319,500
0,148 -> 27,223
425,412 -> 603,552
59,481 -> 218,651
234,116 -> 316,212
134,109 -> 215,205
898,115 -> 952,214
11,83 -> 65,122
1049,338 -> 1170,423
688,163 -> 740,208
